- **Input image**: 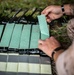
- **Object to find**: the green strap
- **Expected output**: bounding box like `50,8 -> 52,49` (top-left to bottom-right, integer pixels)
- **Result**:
38,15 -> 49,40
40,57 -> 52,74
18,55 -> 29,73
29,55 -> 40,74
0,23 -> 14,47
9,24 -> 23,49
20,24 -> 31,49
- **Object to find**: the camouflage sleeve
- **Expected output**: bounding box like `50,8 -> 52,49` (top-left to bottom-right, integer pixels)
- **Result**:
70,4 -> 74,15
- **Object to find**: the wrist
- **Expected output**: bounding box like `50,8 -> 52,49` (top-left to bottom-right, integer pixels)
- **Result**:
64,4 -> 71,15
53,49 -> 64,61
51,47 -> 64,61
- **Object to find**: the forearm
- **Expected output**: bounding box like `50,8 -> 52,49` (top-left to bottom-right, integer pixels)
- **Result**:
64,4 -> 74,15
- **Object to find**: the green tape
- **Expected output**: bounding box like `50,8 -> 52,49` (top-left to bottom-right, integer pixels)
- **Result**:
9,24 -> 23,48
20,24 -> 31,49
0,23 -> 14,47
30,25 -> 40,49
